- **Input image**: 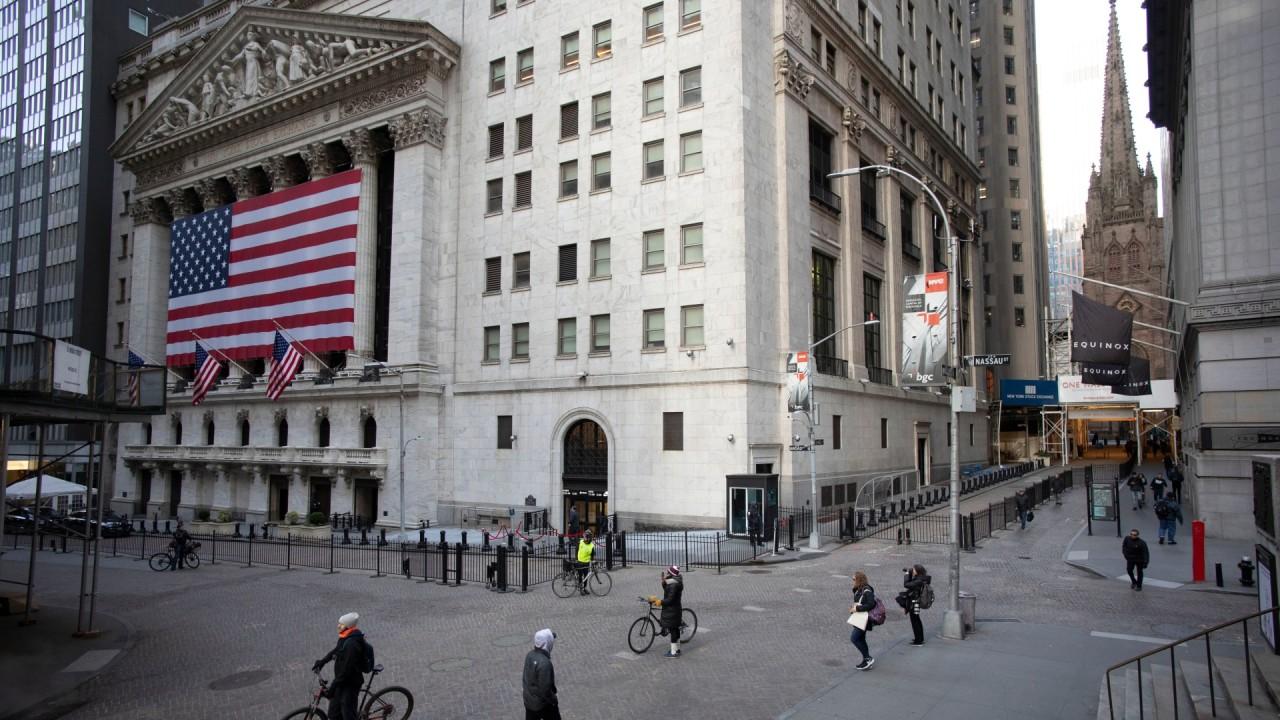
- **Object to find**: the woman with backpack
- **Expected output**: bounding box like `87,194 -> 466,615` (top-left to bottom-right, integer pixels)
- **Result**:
848,571 -> 883,670
902,565 -> 932,646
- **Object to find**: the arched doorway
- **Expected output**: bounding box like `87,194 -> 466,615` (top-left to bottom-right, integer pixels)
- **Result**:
563,419 -> 609,534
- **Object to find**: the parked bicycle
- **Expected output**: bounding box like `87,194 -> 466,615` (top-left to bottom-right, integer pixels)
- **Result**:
628,596 -> 697,653
281,665 -> 414,720
551,559 -> 612,598
148,541 -> 201,571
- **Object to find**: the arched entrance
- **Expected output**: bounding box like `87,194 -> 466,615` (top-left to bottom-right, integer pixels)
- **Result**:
563,419 -> 609,534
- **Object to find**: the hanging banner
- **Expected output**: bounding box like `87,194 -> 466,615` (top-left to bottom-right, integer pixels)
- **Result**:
1081,362 -> 1127,386
900,272 -> 949,386
1071,291 -> 1133,365
52,341 -> 90,396
1113,356 -> 1152,396
1057,376 -> 1177,408
785,351 -> 812,413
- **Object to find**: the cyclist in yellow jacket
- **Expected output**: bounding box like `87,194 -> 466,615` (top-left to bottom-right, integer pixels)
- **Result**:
575,530 -> 595,596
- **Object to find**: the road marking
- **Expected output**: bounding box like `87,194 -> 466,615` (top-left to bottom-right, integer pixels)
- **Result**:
831,574 -> 848,579
612,651 -> 639,661
1091,631 -> 1177,646
742,605 -> 766,612
1067,550 -> 1089,561
61,649 -> 120,673
1112,575 -> 1183,589
793,588 -> 812,593
864,562 -> 882,567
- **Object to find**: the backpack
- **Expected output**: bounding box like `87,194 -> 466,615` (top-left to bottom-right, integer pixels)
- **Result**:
869,597 -> 887,626
918,582 -> 935,610
357,636 -> 375,674
1154,500 -> 1171,520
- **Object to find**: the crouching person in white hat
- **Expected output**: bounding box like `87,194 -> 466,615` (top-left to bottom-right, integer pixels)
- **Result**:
313,612 -> 373,720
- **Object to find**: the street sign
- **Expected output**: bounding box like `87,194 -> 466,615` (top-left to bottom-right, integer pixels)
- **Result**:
966,354 -> 1011,367
813,438 -> 825,446
788,444 -> 810,452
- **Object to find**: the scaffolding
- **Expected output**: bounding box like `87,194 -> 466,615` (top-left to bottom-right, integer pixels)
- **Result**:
1040,309 -> 1073,466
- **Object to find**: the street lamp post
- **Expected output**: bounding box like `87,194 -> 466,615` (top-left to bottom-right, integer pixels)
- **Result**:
358,359 -> 411,539
804,318 -> 881,550
829,165 -> 964,640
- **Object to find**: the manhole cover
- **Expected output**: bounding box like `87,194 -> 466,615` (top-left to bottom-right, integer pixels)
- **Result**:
1018,555 -> 1033,560
820,659 -> 843,667
492,633 -> 529,647
429,658 -> 475,673
744,569 -> 772,574
208,669 -> 272,691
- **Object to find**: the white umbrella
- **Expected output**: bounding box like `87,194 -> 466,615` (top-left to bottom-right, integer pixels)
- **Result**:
5,475 -> 94,499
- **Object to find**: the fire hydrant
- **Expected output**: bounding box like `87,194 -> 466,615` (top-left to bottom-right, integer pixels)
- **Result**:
1239,557 -> 1256,587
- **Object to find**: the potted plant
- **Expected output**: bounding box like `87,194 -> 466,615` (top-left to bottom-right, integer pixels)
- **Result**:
285,510 -> 332,540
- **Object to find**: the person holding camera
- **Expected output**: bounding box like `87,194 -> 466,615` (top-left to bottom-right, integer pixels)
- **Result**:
901,565 -> 932,646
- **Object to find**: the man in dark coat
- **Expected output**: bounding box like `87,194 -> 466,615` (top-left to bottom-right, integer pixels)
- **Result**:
170,522 -> 191,571
1150,473 -> 1168,502
1121,530 -> 1150,591
567,506 -> 579,538
648,565 -> 684,658
1168,466 -> 1184,504
313,612 -> 370,720
1014,489 -> 1030,530
1126,473 -> 1147,510
747,505 -> 762,548
522,629 -> 560,720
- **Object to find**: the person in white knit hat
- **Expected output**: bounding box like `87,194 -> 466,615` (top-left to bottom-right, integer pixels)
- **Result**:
313,611 -> 372,720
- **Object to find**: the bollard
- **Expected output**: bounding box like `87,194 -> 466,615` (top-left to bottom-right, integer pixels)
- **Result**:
867,509 -> 878,528
418,529 -> 426,548
1215,562 -> 1224,588
897,528 -> 904,545
439,530 -> 447,547
262,524 -> 269,539
461,531 -> 469,551
908,497 -> 915,513
234,522 -> 242,538
787,515 -> 795,550
497,545 -> 509,591
856,510 -> 866,531
402,557 -> 410,579
906,528 -> 912,545
165,520 -> 171,533
520,545 -> 529,592
557,533 -> 566,555
879,507 -> 888,524
482,530 -> 491,551
360,528 -> 369,546
605,531 -> 614,570
507,533 -> 515,550
152,517 -> 159,533
620,530 -> 628,568
454,542 -> 464,586
343,527 -> 352,545
379,528 -> 387,547
888,502 -> 898,520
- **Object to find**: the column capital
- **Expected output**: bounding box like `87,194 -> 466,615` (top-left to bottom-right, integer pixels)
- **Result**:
228,167 -> 261,200
129,196 -> 168,226
195,177 -> 230,209
300,141 -> 336,179
342,128 -> 377,165
262,155 -> 296,191
164,188 -> 198,219
388,108 -> 447,150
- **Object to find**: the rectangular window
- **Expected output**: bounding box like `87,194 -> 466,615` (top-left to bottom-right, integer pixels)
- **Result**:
1004,55 -> 1015,75
1007,147 -> 1019,166
833,415 -> 842,450
516,115 -> 533,151
1013,275 -> 1024,294
488,123 -> 504,159
1003,0 -> 1013,14
680,132 -> 703,173
484,326 -> 500,362
1010,209 -> 1022,230
643,140 -> 665,179
119,234 -> 129,259
592,92 -> 611,129
1009,178 -> 1021,198
808,120 -> 837,212
899,190 -> 917,257
559,160 -> 578,198
1005,85 -> 1016,105
1006,115 -> 1017,135
489,58 -> 506,93
1014,307 -> 1025,326
514,171 -> 532,208
643,77 -> 664,116
592,153 -> 611,191
643,229 -> 665,270
681,0 -> 701,29
907,1 -> 915,35
486,178 -> 503,214
873,18 -> 882,55
116,321 -> 125,346
680,66 -> 702,107
561,32 -> 580,69
591,238 -> 611,278
681,223 -> 703,265
1003,25 -> 1014,44
644,3 -> 664,41
593,21 -> 613,59
681,304 -> 704,347
511,323 -> 530,359
558,318 -> 577,355
560,102 -> 579,140
863,274 -> 882,371
1011,242 -> 1023,262
812,252 -> 837,363
513,252 -> 530,289
559,243 -> 578,282
128,8 -> 148,35
663,412 -> 684,451
644,308 -> 666,348
517,47 -> 534,82
880,418 -> 888,448
591,314 -> 611,352
811,28 -> 823,62
485,257 -> 501,293
825,41 -> 837,75
492,0 -> 507,13
497,415 -> 513,449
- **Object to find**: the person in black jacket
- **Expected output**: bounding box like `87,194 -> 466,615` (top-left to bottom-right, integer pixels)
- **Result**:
312,612 -> 369,720
848,571 -> 877,670
649,565 -> 684,658
1014,489 -> 1030,530
902,565 -> 931,646
1126,473 -> 1147,510
170,522 -> 191,571
522,628 -> 560,720
747,505 -> 763,548
1121,530 -> 1150,591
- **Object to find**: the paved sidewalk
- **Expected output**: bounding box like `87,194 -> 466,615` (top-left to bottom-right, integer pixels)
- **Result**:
1063,462 -> 1255,594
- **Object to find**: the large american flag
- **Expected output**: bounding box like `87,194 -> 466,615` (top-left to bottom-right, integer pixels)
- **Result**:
166,170 -> 360,365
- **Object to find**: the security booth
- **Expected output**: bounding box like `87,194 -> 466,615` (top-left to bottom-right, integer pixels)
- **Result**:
725,473 -> 778,541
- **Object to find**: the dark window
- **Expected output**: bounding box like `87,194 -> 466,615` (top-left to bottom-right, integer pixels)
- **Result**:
1003,25 -> 1014,44
488,123 -> 504,159
932,212 -> 948,271
900,191 -> 918,258
860,164 -> 883,239
1004,55 -> 1015,75
1006,115 -> 1017,135
318,418 -> 330,447
514,171 -> 532,208
206,421 -> 215,446
516,114 -> 533,151
363,417 -> 377,449
559,244 -> 578,282
1008,147 -> 1019,166
278,419 -> 288,447
1005,85 -> 1016,105
239,419 -> 249,447
663,412 -> 684,451
947,422 -> 952,446
485,257 -> 501,293
174,422 -> 182,445
1012,242 -> 1022,262
835,484 -> 846,505
833,415 -> 842,450
513,252 -> 531,289
498,415 -> 513,449
880,418 -> 888,449
808,120 -> 839,212
144,422 -> 152,445
486,179 -> 502,214
811,252 -> 837,366
560,102 -> 579,140
822,485 -> 833,507
1011,210 -> 1022,230
1013,275 -> 1024,294
1014,307 -> 1025,326
970,423 -> 974,446
863,274 -> 883,372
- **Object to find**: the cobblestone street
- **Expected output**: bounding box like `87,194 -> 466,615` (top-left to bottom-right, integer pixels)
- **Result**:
1,490 -> 1257,719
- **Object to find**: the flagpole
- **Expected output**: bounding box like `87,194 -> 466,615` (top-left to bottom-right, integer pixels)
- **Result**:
271,320 -> 332,372
129,347 -> 187,382
1050,270 -> 1190,306
187,331 -> 254,376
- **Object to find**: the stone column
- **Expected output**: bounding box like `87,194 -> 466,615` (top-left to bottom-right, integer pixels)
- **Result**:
175,462 -> 196,521
331,468 -> 353,516
262,155 -> 296,191
287,467 -> 309,518
228,167 -> 261,202
210,464 -> 231,511
300,141 -> 335,180
386,109 -> 447,366
245,465 -> 268,526
145,462 -> 167,520
128,197 -> 172,365
343,128 -> 378,362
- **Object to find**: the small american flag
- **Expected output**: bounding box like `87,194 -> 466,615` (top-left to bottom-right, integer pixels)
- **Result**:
126,350 -> 144,406
191,343 -> 222,405
166,170 -> 360,365
266,331 -> 303,401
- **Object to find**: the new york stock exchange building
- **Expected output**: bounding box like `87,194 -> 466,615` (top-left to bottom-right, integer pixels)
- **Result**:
106,0 -> 989,535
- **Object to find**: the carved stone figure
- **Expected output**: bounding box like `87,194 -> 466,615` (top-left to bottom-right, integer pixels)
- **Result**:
784,0 -> 804,41
232,30 -> 267,99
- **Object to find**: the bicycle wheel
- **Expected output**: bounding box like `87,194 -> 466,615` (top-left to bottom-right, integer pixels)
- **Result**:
588,569 -> 612,597
628,616 -> 657,654
551,572 -> 576,598
184,552 -> 200,569
148,552 -> 172,572
280,708 -> 326,720
361,685 -> 414,720
680,608 -> 698,643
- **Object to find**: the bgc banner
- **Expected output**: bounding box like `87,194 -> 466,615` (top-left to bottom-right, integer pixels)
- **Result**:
900,272 -> 949,386
1070,291 -> 1133,365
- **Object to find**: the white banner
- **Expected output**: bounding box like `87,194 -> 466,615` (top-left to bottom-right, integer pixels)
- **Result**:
1056,376 -> 1177,409
900,272 -> 950,386
785,351 -> 811,413
52,341 -> 90,396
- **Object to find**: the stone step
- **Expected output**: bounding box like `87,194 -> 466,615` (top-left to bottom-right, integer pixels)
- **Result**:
1212,655 -> 1280,720
1181,659 -> 1240,720
1100,672 -> 1119,720
1125,666 -> 1158,720
1250,648 -> 1280,711
1151,662 -> 1196,720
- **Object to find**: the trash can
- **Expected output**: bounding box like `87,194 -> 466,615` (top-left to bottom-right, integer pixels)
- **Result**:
958,591 -> 977,634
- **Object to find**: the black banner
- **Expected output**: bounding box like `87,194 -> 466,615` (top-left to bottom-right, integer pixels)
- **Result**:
1113,356 -> 1151,396
1081,362 -> 1127,386
1070,291 -> 1133,365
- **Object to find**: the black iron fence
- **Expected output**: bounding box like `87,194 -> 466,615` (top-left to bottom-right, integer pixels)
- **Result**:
960,468 -> 1078,550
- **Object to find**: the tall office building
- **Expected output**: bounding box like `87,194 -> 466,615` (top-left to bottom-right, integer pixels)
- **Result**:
970,0 -> 1047,382
0,0 -> 197,489
108,0 -> 988,532
1046,215 -> 1084,318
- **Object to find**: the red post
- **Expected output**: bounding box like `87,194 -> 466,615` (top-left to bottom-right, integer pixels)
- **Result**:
1192,520 -> 1206,583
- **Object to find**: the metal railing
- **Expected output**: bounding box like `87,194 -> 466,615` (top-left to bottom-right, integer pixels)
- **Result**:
813,354 -> 849,378
0,329 -> 167,417
861,212 -> 887,241
866,365 -> 894,385
810,183 -> 842,214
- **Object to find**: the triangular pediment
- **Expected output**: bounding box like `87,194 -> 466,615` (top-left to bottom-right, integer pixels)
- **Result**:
112,6 -> 457,164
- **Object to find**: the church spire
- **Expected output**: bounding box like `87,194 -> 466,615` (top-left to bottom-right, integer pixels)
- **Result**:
1098,0 -> 1142,209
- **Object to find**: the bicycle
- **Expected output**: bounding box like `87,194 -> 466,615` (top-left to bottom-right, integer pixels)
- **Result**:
281,665 -> 414,720
551,559 -> 612,598
628,596 -> 697,653
148,541 -> 201,571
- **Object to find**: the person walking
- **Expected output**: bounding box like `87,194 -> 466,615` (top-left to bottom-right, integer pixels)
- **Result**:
1154,494 -> 1184,545
1014,489 -> 1030,530
575,530 -> 595,595
747,505 -> 762,548
647,565 -> 685,658
848,571 -> 878,670
1126,473 -> 1147,510
1121,530 -> 1150,591
522,629 -> 560,720
901,565 -> 932,645
1150,473 -> 1168,502
312,612 -> 371,720
567,506 -> 580,538
1168,465 -> 1184,504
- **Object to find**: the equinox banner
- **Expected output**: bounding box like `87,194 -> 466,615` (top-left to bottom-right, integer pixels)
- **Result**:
1070,290 -> 1133,365
1081,361 -> 1127,386
900,272 -> 949,386
1113,356 -> 1152,396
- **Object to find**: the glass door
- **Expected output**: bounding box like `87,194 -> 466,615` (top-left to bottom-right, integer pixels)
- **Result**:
729,487 -> 763,536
